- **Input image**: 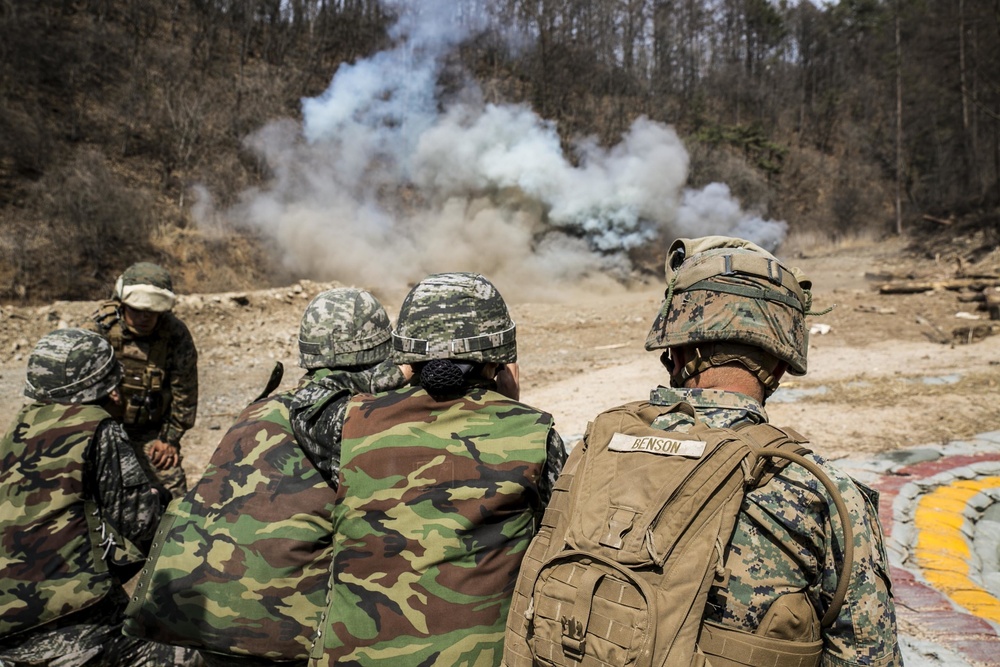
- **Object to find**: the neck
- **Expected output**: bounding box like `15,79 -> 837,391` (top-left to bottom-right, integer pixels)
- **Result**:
683,366 -> 767,404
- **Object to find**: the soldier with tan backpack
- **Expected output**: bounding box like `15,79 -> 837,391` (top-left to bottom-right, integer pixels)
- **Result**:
503,236 -> 902,667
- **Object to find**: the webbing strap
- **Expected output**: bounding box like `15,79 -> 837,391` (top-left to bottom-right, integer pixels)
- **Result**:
672,253 -> 806,304
684,279 -> 804,311
699,621 -> 822,667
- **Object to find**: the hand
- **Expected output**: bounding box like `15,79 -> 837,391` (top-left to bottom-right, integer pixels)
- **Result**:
495,362 -> 520,401
398,363 -> 415,382
147,439 -> 180,470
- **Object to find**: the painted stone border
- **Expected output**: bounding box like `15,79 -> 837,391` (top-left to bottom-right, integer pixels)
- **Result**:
837,431 -> 1000,666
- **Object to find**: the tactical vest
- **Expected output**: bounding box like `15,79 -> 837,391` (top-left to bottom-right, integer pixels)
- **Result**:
123,394 -> 338,661
0,403 -> 119,637
503,401 -> 854,667
93,302 -> 171,428
312,386 -> 553,666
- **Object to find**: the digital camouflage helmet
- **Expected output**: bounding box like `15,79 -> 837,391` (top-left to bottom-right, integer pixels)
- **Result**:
114,262 -> 177,313
24,328 -> 123,404
298,288 -> 392,369
645,236 -> 814,392
392,272 -> 516,365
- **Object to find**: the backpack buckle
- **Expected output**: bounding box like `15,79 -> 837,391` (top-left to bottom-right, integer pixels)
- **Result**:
600,507 -> 636,549
560,616 -> 586,656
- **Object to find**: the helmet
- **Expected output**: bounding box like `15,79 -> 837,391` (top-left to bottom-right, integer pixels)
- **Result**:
644,236 -> 812,381
24,328 -> 123,404
392,272 -> 516,364
114,262 -> 176,312
298,288 -> 392,369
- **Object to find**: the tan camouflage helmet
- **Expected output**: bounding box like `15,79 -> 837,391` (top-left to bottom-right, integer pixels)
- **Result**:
392,272 -> 516,365
298,288 -> 393,369
114,262 -> 176,312
645,236 -> 813,387
24,328 -> 123,404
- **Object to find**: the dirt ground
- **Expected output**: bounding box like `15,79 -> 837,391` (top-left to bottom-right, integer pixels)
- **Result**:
2,233 -> 1000,482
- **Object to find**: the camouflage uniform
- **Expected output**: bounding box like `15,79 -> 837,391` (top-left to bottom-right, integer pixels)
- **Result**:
648,386 -> 901,667
310,273 -> 567,666
291,361 -> 405,487
85,262 -> 198,497
637,237 -> 899,666
0,329 -> 185,667
123,289 -> 404,666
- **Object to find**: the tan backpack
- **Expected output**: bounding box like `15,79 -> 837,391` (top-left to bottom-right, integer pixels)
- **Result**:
503,401 -> 853,667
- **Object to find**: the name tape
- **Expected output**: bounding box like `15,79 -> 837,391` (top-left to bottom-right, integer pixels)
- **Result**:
607,433 -> 707,458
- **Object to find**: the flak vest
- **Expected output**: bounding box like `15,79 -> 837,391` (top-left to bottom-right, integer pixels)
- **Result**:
93,302 -> 171,428
0,403 -> 118,637
123,394 -> 338,660
311,386 -> 553,667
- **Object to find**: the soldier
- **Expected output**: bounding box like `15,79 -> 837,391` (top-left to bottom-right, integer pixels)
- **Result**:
0,328 -> 182,666
505,237 -> 902,666
310,272 -> 568,666
123,288 -> 408,667
85,261 -> 198,497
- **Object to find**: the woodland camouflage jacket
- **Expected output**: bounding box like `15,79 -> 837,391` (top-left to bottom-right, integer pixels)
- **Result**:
123,392 -> 336,661
0,402 -> 155,638
311,385 -> 556,666
86,301 -> 198,447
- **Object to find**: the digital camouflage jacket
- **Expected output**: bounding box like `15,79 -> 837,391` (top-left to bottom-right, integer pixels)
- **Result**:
86,301 -> 198,447
123,392 -> 335,661
311,385 -> 556,666
648,386 -> 902,667
0,402 -> 155,638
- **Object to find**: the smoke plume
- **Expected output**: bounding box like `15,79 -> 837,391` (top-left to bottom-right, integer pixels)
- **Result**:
212,0 -> 787,299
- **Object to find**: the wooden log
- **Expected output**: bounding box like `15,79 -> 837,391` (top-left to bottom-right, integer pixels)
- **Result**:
922,213 -> 954,225
878,277 -> 1000,294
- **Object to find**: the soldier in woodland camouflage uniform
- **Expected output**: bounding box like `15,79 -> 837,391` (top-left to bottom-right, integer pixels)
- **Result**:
310,272 -> 567,667
565,237 -> 900,666
123,288 -> 407,667
0,328 -> 188,667
85,262 -> 198,497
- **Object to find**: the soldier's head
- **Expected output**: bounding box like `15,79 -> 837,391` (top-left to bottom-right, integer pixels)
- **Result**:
392,272 -> 516,398
645,236 -> 812,400
298,287 -> 393,370
114,262 -> 176,336
25,328 -> 123,405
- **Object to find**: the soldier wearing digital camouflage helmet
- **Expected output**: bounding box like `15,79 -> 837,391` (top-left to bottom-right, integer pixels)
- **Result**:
123,288 -> 407,667
85,261 -> 198,497
309,272 -> 567,667
0,328 -> 188,667
506,237 -> 901,667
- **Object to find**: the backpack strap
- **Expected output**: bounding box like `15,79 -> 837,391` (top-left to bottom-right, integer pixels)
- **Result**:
697,421 -> 854,627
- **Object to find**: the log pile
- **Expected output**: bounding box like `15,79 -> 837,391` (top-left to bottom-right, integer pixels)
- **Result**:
875,271 -> 1000,344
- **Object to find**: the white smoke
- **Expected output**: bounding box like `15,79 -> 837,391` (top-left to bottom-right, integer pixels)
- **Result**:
213,0 -> 787,299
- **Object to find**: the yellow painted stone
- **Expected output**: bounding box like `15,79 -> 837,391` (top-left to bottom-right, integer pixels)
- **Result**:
912,475 -> 1000,622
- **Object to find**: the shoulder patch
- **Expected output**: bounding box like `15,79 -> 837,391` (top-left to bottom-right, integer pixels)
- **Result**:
607,432 -> 707,458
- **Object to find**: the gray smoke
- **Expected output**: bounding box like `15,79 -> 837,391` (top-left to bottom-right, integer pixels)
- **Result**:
209,0 -> 787,298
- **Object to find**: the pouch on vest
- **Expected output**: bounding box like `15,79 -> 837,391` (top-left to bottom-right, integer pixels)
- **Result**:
504,401 -> 853,667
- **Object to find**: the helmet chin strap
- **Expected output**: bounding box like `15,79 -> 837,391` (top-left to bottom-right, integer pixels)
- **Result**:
670,343 -> 782,397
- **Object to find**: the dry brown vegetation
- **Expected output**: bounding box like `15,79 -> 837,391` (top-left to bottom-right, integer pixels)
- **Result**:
2,1 -> 1000,304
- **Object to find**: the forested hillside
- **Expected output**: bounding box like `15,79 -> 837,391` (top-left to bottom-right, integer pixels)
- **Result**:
2,0 -> 998,303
